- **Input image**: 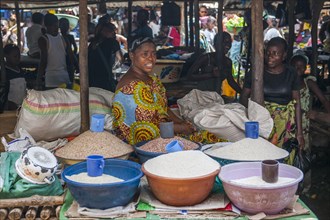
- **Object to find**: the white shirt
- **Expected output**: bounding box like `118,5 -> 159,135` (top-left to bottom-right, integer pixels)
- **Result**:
44,33 -> 70,87
26,24 -> 43,55
203,29 -> 217,46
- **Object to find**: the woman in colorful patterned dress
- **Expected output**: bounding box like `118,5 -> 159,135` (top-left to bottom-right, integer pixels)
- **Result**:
112,37 -> 223,145
240,37 -> 304,163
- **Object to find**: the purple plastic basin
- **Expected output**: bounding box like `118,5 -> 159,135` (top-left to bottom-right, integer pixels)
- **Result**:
219,162 -> 303,214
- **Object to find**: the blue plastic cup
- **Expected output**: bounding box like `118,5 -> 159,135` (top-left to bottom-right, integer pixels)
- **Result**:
90,114 -> 105,132
165,140 -> 183,153
87,155 -> 105,177
245,121 -> 259,139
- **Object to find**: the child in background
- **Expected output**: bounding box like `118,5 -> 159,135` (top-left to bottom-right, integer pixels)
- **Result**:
4,44 -> 27,109
164,26 -> 181,47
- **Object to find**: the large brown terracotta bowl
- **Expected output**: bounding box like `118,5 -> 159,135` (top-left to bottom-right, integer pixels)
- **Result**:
142,165 -> 220,206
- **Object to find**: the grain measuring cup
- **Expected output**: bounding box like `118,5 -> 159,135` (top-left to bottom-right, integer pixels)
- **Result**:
261,160 -> 279,183
87,155 -> 105,177
245,121 -> 259,139
165,140 -> 183,153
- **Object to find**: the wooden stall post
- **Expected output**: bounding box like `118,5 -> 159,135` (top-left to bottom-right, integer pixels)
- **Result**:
287,0 -> 295,60
14,0 -> 21,51
215,0 -> 224,93
0,26 -> 7,114
184,0 -> 189,46
311,0 -> 326,76
79,0 -> 90,132
128,0 -> 132,47
251,0 -> 264,105
189,0 -> 194,47
194,0 -> 200,52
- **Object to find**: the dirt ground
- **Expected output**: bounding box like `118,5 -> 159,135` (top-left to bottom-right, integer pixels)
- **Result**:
300,142 -> 330,219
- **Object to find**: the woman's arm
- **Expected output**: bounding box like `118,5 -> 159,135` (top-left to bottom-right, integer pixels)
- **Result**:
292,90 -> 304,149
186,54 -> 215,80
239,87 -> 251,108
223,58 -> 242,93
307,79 -> 330,113
167,109 -> 196,135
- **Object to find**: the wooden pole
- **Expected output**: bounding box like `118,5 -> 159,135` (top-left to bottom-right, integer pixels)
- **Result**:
184,0 -> 189,47
25,206 -> 37,220
79,0 -> 90,133
14,0 -> 21,50
40,206 -> 52,220
0,195 -> 64,208
189,0 -> 194,47
128,0 -> 132,45
287,0 -> 295,60
8,208 -> 22,220
311,0 -> 325,76
215,0 -> 224,93
0,208 -> 8,220
251,0 -> 264,105
194,0 -> 200,52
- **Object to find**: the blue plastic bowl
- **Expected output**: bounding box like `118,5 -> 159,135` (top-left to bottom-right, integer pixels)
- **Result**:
134,140 -> 201,164
62,159 -> 143,209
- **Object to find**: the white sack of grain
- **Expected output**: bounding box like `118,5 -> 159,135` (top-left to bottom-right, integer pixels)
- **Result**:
177,89 -> 273,142
14,88 -> 115,141
55,130 -> 133,160
144,151 -> 220,179
177,89 -> 224,120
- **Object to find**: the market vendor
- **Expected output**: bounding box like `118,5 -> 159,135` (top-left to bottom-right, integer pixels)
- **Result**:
240,37 -> 304,156
112,37 -> 224,145
186,32 -> 242,95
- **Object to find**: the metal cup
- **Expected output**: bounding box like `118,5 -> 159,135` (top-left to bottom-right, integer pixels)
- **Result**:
159,121 -> 174,139
261,160 -> 279,183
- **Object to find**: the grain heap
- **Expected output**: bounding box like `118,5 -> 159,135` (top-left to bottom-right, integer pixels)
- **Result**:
205,137 -> 289,161
55,130 -> 133,160
66,173 -> 124,184
139,136 -> 199,153
144,151 -> 220,178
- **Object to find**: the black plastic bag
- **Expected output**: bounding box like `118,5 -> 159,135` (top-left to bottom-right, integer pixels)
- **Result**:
283,138 -> 311,174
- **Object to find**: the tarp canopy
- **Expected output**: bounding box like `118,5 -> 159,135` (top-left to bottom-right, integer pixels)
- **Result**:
0,0 -> 253,10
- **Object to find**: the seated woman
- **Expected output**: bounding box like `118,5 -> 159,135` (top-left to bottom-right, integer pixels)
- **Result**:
112,37 -> 224,145
3,44 -> 27,110
186,32 -> 241,95
240,37 -> 304,159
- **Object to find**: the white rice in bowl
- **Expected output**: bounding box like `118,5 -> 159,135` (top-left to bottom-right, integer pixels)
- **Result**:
66,172 -> 124,184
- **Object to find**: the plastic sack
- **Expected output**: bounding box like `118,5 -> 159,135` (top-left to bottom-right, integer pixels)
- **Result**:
283,138 -> 311,173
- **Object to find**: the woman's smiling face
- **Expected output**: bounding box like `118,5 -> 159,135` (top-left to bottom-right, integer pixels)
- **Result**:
265,44 -> 286,69
130,42 -> 157,74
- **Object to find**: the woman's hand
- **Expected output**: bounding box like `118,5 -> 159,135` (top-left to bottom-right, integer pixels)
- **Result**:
296,134 -> 305,150
174,121 -> 197,135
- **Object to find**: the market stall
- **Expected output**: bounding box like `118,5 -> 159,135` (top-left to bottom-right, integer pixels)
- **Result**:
0,1 -> 326,220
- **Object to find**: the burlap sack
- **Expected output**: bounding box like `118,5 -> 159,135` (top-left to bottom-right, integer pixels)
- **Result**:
14,88 -> 114,141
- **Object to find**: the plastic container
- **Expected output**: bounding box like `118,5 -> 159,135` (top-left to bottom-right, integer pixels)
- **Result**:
61,159 -> 143,209
152,59 -> 185,83
142,164 -> 220,206
219,162 -> 303,214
